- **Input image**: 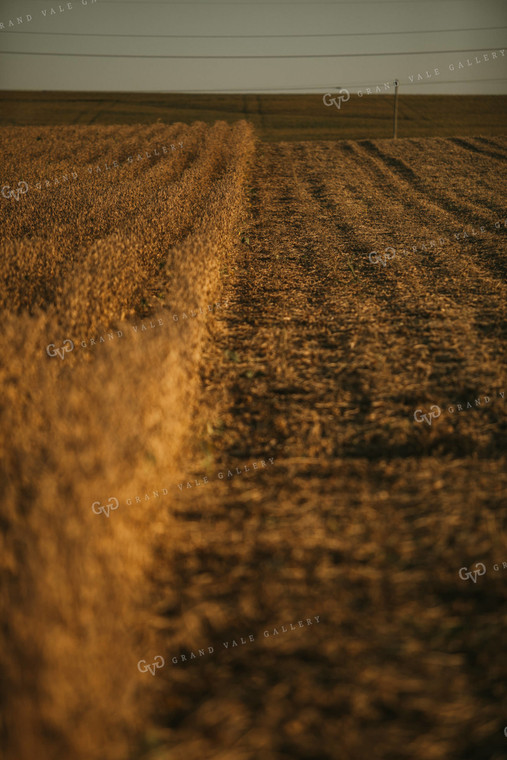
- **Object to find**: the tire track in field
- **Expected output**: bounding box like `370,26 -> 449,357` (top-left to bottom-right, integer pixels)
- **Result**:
305,137 -> 507,301
348,137 -> 507,305
385,137 -> 507,218
474,135 -> 507,158
245,141 -> 506,449
293,141 -> 507,427
356,139 -> 505,225
449,136 -> 507,162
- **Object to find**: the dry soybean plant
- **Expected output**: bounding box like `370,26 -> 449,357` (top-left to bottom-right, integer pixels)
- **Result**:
0,120 -> 255,760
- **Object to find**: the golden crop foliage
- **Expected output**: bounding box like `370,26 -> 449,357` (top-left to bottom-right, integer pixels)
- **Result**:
0,119 -> 255,760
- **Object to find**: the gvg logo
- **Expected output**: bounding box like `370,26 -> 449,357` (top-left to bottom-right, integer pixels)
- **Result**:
458,563 -> 486,583
46,339 -> 74,360
138,656 -> 165,676
91,497 -> 119,517
413,405 -> 441,426
2,181 -> 28,201
322,89 -> 350,110
369,248 -> 396,266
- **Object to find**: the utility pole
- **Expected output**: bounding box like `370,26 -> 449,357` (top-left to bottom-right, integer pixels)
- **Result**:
393,79 -> 399,139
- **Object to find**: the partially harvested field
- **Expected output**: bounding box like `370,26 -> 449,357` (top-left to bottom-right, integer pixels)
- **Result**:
0,125 -> 506,760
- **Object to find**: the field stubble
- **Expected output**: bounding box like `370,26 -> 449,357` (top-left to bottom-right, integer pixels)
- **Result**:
153,134 -> 507,760
0,121 -> 506,760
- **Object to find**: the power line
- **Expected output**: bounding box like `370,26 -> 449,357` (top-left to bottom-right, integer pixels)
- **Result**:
3,27 -> 506,38
0,47 -> 501,58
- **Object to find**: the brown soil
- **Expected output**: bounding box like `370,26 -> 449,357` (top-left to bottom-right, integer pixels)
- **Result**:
151,135 -> 507,760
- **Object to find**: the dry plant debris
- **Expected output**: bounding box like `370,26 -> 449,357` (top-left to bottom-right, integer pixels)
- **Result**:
0,127 -> 506,760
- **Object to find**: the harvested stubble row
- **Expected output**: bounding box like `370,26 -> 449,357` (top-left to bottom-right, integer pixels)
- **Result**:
0,120 -> 255,760
150,136 -> 507,760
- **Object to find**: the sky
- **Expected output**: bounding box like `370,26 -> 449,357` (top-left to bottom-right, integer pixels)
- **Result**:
0,0 -> 506,93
